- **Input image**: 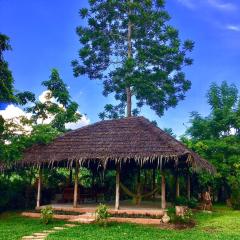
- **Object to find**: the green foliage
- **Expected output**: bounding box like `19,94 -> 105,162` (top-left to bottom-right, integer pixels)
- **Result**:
0,171 -> 36,212
172,208 -> 194,224
230,192 -> 240,210
73,0 -> 194,119
42,69 -> 70,108
0,34 -> 15,103
95,204 -> 110,226
27,69 -> 81,132
41,206 -> 54,224
174,197 -> 197,208
175,196 -> 188,206
187,197 -> 198,209
164,128 -> 176,138
183,81 -> 240,203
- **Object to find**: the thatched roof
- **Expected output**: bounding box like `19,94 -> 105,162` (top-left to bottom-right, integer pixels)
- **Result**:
18,116 -> 215,173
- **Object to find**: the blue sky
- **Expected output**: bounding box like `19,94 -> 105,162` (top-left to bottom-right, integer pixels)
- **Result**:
0,0 -> 240,136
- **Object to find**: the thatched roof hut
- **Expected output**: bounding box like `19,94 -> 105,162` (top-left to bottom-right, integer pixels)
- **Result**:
20,116 -> 215,173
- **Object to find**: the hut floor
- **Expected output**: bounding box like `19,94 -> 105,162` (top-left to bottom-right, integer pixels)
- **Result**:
38,200 -> 165,218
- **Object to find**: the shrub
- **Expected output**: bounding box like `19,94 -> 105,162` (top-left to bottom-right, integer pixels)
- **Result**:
172,208 -> 194,224
175,196 -> 188,206
41,206 -> 53,224
95,204 -> 110,226
230,191 -> 240,210
187,197 -> 198,209
175,196 -> 198,209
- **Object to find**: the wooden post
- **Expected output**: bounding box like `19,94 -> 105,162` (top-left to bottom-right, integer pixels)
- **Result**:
176,174 -> 180,198
69,169 -> 73,186
36,167 -> 42,208
115,164 -> 120,210
187,173 -> 191,200
73,162 -> 79,208
161,173 -> 166,209
152,168 -> 156,199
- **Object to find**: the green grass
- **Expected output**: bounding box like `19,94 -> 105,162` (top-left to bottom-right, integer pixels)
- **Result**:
0,212 -> 65,240
1,206 -> 240,240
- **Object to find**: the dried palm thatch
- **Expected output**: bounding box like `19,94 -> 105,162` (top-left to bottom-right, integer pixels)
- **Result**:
18,116 -> 215,173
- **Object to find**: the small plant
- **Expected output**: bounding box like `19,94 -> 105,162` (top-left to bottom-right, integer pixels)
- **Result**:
95,204 -> 110,226
173,208 -> 194,224
41,206 -> 53,224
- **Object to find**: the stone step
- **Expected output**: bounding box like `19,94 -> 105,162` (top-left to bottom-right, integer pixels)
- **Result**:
42,230 -> 56,233
33,233 -> 48,237
53,226 -> 66,230
22,237 -> 45,240
64,223 -> 77,227
69,217 -> 95,224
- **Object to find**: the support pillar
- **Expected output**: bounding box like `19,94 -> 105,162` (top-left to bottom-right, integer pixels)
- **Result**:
69,169 -> 73,186
73,162 -> 79,208
152,168 -> 156,199
161,173 -> 166,209
36,167 -> 42,208
176,174 -> 180,198
187,173 -> 191,200
115,164 -> 120,210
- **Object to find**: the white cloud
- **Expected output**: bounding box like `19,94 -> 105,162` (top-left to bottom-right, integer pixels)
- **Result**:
0,104 -> 30,120
225,25 -> 240,32
0,104 -> 32,134
207,0 -> 237,11
65,114 -> 90,130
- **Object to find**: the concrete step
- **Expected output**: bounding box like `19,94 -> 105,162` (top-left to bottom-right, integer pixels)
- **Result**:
68,213 -> 95,224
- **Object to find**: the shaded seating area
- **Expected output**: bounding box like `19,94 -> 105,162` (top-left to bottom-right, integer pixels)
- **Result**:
18,116 -> 215,211
62,186 -> 104,203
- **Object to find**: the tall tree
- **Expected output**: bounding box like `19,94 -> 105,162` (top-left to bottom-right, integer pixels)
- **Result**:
72,0 -> 194,119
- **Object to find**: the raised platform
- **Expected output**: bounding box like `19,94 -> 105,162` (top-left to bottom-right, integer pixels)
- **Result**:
37,201 -> 165,218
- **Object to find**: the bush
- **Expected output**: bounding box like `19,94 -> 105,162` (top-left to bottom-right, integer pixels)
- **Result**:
175,196 -> 188,206
187,197 -> 198,209
175,196 -> 198,209
95,204 -> 110,226
230,191 -> 240,210
172,208 -> 194,224
0,173 -> 35,212
41,206 -> 53,224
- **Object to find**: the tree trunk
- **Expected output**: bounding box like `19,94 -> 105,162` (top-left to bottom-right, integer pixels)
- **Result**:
126,2 -> 132,118
161,173 -> 166,209
73,162 -> 79,208
126,87 -> 132,117
36,168 -> 42,208
115,164 -> 120,210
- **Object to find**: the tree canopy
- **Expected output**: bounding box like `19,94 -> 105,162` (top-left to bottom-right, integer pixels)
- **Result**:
72,0 -> 194,119
182,81 -> 240,202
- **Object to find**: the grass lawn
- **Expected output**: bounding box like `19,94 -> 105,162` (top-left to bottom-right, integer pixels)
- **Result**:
0,212 -> 65,240
1,206 -> 240,240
